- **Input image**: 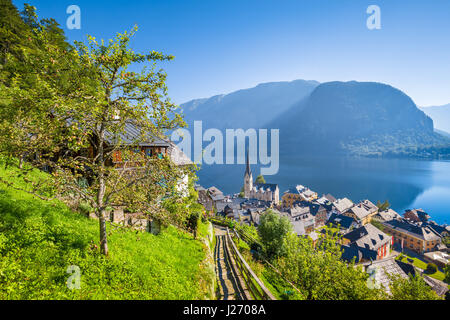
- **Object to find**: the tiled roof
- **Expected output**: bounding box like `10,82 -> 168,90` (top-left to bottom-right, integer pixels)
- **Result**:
327,213 -> 355,229
333,198 -> 354,213
324,193 -> 337,203
254,183 -> 278,192
384,219 -> 441,241
104,121 -> 170,147
167,142 -> 193,166
363,257 -> 409,295
347,204 -> 371,220
376,209 -> 401,221
344,223 -> 391,251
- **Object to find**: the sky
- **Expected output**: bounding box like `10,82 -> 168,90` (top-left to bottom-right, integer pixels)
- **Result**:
12,0 -> 450,106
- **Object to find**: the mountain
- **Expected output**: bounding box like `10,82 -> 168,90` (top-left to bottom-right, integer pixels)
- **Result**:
420,104 -> 450,134
269,81 -> 450,158
180,79 -> 319,130
435,129 -> 450,139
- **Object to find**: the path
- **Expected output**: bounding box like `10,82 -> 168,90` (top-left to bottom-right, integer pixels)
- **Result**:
213,225 -> 250,300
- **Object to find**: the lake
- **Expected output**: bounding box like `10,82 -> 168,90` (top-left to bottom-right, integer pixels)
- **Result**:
196,156 -> 450,225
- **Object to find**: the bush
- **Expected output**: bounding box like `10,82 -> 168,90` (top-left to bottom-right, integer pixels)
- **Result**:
77,201 -> 93,216
257,210 -> 292,260
426,263 -> 438,274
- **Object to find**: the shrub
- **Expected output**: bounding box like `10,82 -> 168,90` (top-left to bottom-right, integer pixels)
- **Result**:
426,263 -> 438,274
78,201 -> 93,216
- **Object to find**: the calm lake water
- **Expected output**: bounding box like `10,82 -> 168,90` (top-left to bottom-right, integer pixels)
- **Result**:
196,156 -> 450,225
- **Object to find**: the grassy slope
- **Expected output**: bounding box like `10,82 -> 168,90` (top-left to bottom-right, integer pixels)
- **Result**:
0,164 -> 210,300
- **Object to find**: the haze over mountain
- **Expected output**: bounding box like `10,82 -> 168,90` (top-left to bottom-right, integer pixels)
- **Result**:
420,104 -> 450,134
180,79 -> 319,130
270,81 -> 450,157
180,79 -> 450,159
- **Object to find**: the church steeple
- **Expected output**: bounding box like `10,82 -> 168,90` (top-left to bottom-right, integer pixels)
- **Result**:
244,148 -> 253,198
245,148 -> 252,176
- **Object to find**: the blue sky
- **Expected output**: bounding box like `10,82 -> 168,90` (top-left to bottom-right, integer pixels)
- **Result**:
12,0 -> 450,106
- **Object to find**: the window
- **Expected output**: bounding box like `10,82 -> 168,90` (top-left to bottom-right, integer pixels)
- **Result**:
145,148 -> 152,157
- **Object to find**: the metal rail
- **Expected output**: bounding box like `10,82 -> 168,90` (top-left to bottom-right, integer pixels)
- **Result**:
225,228 -> 276,300
211,217 -> 302,298
215,232 -> 249,300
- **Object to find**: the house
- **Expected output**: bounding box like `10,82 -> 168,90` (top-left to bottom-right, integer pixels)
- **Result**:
362,257 -> 448,297
332,198 -> 354,214
361,257 -> 411,295
423,221 -> 450,238
315,193 -> 336,206
404,208 -> 431,223
343,200 -> 378,225
195,185 -> 225,215
327,213 -> 358,233
342,223 -> 392,262
195,185 -> 214,213
207,186 -> 225,202
101,121 -> 193,197
382,219 -> 442,254
282,185 -> 318,207
423,251 -> 449,269
291,216 -> 316,236
372,208 -> 402,222
282,186 -> 304,208
292,200 -> 328,228
314,195 -> 334,214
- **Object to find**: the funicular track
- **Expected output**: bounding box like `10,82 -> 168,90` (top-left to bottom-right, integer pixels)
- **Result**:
214,226 -> 250,300
213,224 -> 276,301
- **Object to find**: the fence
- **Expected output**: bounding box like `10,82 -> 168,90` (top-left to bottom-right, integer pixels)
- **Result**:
225,228 -> 276,300
210,216 -> 303,298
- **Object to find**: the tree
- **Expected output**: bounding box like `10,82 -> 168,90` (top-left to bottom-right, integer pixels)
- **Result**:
257,209 -> 292,259
389,273 -> 441,300
0,10 -> 188,256
376,200 -> 390,212
444,265 -> 450,284
239,186 -> 244,198
255,174 -> 265,184
275,228 -> 385,300
426,263 -> 438,274
0,3 -> 75,171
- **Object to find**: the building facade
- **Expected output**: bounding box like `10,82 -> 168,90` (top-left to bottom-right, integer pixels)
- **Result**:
382,219 -> 442,254
243,151 -> 279,205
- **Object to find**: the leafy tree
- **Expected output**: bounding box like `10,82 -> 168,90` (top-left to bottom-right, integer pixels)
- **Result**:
257,209 -> 292,259
275,228 -> 385,300
255,174 -> 265,184
0,0 -> 32,65
389,273 -> 441,300
444,264 -> 450,284
426,263 -> 438,274
376,200 -> 390,212
239,186 -> 244,198
0,5 -> 188,256
0,3 -> 72,169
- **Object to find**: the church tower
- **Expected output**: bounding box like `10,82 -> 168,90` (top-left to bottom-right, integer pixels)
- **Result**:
244,149 -> 253,198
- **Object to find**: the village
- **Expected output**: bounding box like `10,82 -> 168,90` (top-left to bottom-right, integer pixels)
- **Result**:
195,151 -> 450,298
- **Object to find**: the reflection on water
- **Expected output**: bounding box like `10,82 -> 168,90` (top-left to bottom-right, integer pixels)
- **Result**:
197,156 -> 450,225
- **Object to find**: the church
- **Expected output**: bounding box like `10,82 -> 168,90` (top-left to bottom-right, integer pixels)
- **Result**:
243,151 -> 280,205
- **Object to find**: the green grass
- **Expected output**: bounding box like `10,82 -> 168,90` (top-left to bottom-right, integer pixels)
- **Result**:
231,236 -> 303,300
396,254 -> 446,282
0,163 -> 211,300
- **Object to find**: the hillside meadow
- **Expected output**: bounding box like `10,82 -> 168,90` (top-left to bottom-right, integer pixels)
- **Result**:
0,163 -> 213,300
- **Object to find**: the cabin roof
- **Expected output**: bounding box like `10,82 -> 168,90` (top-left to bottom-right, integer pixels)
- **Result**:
104,121 -> 170,147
